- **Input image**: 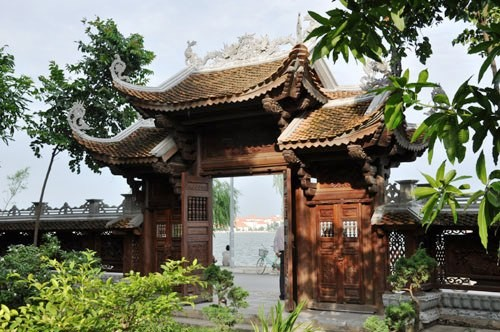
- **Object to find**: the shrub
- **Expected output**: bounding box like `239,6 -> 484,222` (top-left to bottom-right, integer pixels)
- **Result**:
202,264 -> 249,331
363,316 -> 389,332
0,251 -> 205,331
363,302 -> 415,332
0,234 -> 68,308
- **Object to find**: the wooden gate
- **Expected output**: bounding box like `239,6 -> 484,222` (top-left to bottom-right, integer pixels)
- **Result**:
317,203 -> 364,305
181,173 -> 213,268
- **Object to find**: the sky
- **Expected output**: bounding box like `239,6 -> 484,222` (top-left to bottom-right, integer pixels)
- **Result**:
0,1 -> 493,216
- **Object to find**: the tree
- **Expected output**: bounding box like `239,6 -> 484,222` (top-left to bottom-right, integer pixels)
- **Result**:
0,46 -> 36,145
2,167 -> 30,210
212,179 -> 240,230
309,1 -> 499,248
26,17 -> 155,245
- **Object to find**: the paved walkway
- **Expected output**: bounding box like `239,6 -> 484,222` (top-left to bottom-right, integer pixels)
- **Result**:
174,266 -> 499,331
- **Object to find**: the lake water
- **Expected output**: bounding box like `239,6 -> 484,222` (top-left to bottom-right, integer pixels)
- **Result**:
213,231 -> 276,266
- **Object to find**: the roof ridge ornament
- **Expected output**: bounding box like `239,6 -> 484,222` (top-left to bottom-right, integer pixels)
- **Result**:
360,59 -> 390,91
110,54 -> 130,82
184,33 -> 295,70
67,101 -> 155,143
67,101 -> 91,133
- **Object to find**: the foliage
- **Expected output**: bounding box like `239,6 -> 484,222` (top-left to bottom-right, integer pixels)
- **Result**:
213,179 -> 240,230
0,46 -> 36,145
2,167 -> 30,210
0,234 -> 97,308
202,264 -> 249,330
363,315 -> 390,332
388,248 -> 436,299
25,17 -> 155,246
0,234 -> 62,308
309,1 -> 499,247
29,17 -> 155,173
364,302 -> 416,332
385,302 -> 416,332
388,247 -> 435,330
252,300 -> 319,332
0,252 -> 205,331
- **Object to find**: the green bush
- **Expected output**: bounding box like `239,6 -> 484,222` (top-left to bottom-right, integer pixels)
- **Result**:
0,251 -> 205,331
363,316 -> 389,332
388,248 -> 436,297
364,302 -> 416,332
202,264 -> 249,331
384,302 -> 416,332
0,234 -> 72,308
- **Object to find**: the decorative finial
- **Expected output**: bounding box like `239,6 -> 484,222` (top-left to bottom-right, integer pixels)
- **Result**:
109,54 -> 130,82
360,60 -> 390,90
296,13 -> 303,43
185,40 -> 202,66
67,101 -> 91,133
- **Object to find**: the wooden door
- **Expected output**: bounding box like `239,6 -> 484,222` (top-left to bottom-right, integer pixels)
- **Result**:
317,203 -> 363,304
181,173 -> 213,268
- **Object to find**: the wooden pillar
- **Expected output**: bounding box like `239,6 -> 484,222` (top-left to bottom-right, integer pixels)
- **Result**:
141,179 -> 154,275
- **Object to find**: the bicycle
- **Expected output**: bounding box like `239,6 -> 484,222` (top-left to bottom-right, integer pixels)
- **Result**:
255,245 -> 280,275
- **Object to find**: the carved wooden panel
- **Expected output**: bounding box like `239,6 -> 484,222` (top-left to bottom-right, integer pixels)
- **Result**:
182,173 -> 213,268
317,203 -> 363,304
199,119 -> 286,174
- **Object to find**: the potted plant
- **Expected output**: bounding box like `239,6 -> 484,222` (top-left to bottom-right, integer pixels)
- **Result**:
386,247 -> 437,330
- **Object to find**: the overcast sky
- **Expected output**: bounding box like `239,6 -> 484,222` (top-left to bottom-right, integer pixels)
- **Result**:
0,1 -> 492,216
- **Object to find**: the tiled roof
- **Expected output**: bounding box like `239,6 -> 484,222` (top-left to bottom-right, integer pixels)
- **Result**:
0,218 -> 114,231
113,44 -> 328,112
74,127 -> 169,165
372,203 -> 480,227
117,59 -> 285,104
278,98 -> 383,149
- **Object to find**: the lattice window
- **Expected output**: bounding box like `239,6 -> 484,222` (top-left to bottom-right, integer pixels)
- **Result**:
385,182 -> 399,203
342,220 -> 358,238
172,224 -> 182,238
156,224 -> 167,238
388,231 -> 406,273
187,196 -> 207,221
320,221 -> 333,237
435,229 -> 473,285
434,231 -> 446,282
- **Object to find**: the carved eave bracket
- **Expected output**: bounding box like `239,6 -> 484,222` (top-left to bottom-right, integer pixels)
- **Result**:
263,95 -> 314,133
151,158 -> 187,196
347,144 -> 381,194
262,96 -> 292,132
154,114 -> 196,163
282,150 -> 316,198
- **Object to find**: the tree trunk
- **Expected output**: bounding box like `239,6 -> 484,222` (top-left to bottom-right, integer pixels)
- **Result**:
33,146 -> 60,246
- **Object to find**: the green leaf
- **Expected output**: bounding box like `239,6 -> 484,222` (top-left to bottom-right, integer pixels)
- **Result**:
421,172 -> 438,188
436,161 -> 446,182
307,11 -> 331,26
478,199 -> 488,249
478,47 -> 499,83
417,69 -> 429,83
490,170 -> 500,180
390,9 -> 405,31
476,151 -> 487,185
433,93 -> 450,105
448,197 -> 458,223
414,186 -> 437,200
421,193 -> 439,223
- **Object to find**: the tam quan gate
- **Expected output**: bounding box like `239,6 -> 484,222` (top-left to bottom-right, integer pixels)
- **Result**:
67,28 -> 441,311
